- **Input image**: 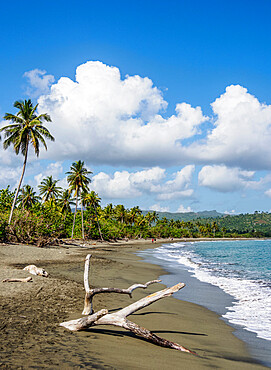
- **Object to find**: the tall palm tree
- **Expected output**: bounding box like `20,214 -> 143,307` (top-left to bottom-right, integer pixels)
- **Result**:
0,99 -> 54,223
66,160 -> 92,239
82,190 -> 104,241
38,175 -> 62,202
17,185 -> 41,210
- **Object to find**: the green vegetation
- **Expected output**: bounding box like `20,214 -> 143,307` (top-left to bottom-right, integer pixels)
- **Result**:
0,172 -> 270,245
201,212 -> 271,238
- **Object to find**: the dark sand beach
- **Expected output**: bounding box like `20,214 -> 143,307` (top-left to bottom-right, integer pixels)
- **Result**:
0,239 -> 267,369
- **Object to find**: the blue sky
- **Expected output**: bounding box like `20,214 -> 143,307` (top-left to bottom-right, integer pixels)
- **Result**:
1,0 -> 271,214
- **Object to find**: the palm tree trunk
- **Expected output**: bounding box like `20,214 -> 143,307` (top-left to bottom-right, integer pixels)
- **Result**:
8,145 -> 28,224
94,205 -> 104,241
80,192 -> 84,240
71,195 -> 78,239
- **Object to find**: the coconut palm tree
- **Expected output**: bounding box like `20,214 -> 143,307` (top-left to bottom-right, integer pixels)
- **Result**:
128,206 -> 142,225
102,203 -> 114,220
38,175 -> 62,202
82,190 -> 104,241
0,99 -> 54,223
114,204 -> 126,224
17,185 -> 41,210
66,160 -> 92,239
58,189 -> 75,215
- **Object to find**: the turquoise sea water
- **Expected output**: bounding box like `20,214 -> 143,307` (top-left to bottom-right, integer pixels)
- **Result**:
140,240 -> 271,341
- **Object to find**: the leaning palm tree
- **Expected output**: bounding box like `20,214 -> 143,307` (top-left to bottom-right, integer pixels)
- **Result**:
66,160 -> 92,239
82,190 -> 104,241
17,185 -> 41,210
38,175 -> 62,202
0,99 -> 54,223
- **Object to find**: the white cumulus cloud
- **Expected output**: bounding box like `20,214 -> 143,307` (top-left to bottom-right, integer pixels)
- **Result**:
37,61 -> 206,166
91,165 -> 194,201
152,165 -> 195,199
198,165 -> 255,192
186,85 -> 271,169
92,167 -> 165,199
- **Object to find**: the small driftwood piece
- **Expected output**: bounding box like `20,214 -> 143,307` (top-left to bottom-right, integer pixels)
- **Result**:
82,254 -> 161,315
23,265 -> 48,277
2,277 -> 33,283
61,282 -> 195,354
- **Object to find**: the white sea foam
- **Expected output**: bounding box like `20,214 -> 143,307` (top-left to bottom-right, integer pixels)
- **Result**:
153,244 -> 271,341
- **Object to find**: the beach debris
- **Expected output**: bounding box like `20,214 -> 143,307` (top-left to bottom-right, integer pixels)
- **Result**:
2,277 -> 33,283
60,282 -> 195,354
82,254 -> 161,315
23,265 -> 48,277
60,254 -> 196,355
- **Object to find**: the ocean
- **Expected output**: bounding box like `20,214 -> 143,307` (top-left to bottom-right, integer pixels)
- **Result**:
138,239 -> 271,367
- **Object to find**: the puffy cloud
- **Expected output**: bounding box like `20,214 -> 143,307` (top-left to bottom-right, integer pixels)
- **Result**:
92,167 -> 165,199
37,62 -> 271,170
152,165 -> 195,199
150,204 -> 170,212
37,61 -> 206,166
176,204 -> 193,213
91,165 -> 194,200
198,165 -> 256,192
186,85 -> 271,169
24,69 -> 55,97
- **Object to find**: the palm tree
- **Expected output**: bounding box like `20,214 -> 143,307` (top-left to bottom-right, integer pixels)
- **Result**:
66,160 -> 92,239
38,175 -> 62,202
114,204 -> 126,224
58,189 -> 75,215
102,203 -> 114,220
82,191 -> 104,241
211,221 -> 219,237
128,206 -> 142,225
17,185 -> 41,210
0,99 -> 54,223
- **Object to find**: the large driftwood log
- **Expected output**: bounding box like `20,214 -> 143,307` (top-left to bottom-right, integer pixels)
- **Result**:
2,277 -> 32,283
82,254 -> 161,315
61,282 -> 196,354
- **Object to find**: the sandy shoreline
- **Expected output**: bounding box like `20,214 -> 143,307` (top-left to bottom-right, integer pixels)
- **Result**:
0,239 -> 268,369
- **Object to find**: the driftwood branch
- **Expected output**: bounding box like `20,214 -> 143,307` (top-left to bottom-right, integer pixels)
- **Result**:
61,282 -> 196,354
82,254 -> 161,315
60,254 -> 196,354
2,277 -> 33,283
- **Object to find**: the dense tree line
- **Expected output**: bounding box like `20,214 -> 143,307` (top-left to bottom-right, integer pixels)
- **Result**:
0,178 -> 267,245
201,212 -> 271,237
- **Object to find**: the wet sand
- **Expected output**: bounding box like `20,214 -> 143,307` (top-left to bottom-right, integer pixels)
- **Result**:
0,239 -> 267,369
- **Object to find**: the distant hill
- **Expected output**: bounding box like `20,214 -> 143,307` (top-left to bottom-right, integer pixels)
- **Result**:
141,210 -> 223,222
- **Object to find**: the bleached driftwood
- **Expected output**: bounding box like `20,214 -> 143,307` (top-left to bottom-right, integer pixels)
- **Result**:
61,282 -> 195,353
23,265 -> 48,277
2,277 -> 33,283
82,254 -> 161,315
